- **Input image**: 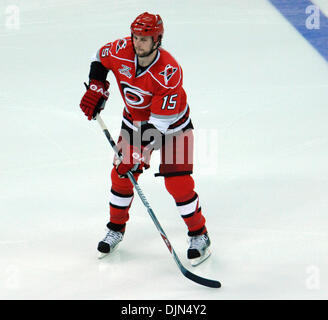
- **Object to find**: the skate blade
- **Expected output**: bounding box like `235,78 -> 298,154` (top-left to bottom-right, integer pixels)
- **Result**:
190,248 -> 211,267
98,252 -> 109,259
97,243 -> 120,259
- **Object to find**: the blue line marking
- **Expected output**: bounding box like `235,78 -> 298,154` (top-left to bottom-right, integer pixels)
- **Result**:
268,0 -> 328,62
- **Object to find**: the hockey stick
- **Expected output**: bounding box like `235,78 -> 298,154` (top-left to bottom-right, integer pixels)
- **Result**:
95,114 -> 221,288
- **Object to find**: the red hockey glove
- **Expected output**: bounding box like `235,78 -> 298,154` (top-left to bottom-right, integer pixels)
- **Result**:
80,80 -> 110,120
115,145 -> 151,178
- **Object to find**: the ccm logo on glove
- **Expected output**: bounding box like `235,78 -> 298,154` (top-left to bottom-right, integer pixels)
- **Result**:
80,79 -> 110,120
132,152 -> 145,162
89,84 -> 110,98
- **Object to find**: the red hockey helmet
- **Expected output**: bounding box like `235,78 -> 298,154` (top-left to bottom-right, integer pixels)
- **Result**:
130,12 -> 164,43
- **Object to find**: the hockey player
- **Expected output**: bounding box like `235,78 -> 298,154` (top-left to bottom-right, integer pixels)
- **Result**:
79,12 -> 211,266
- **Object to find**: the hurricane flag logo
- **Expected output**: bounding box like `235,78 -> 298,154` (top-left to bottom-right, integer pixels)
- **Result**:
159,64 -> 178,85
116,38 -> 127,53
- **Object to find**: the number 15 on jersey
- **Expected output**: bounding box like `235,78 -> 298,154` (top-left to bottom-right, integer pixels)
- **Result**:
161,94 -> 178,110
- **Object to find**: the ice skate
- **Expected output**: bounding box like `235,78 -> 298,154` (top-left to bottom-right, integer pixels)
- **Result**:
187,232 -> 211,266
97,227 -> 124,259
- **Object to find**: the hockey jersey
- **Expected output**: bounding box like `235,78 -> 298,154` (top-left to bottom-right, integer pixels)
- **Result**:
91,36 -> 191,134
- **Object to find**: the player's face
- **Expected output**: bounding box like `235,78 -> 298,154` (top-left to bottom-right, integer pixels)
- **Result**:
132,34 -> 156,57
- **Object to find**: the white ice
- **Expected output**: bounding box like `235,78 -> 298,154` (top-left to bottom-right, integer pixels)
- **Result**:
0,0 -> 327,299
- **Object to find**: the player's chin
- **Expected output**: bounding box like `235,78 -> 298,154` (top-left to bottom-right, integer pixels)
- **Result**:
137,50 -> 150,58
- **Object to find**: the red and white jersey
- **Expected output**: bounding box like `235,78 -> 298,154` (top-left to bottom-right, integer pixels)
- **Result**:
92,36 -> 190,134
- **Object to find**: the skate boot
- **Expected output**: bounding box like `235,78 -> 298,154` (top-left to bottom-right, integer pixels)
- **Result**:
187,232 -> 211,266
97,223 -> 124,259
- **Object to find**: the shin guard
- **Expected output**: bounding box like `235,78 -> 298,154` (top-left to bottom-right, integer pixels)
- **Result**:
164,175 -> 207,235
109,167 -> 140,230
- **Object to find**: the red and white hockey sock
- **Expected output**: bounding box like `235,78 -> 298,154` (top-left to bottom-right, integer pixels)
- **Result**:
108,167 -> 139,232
164,175 -> 207,236
109,188 -> 134,232
176,193 -> 207,236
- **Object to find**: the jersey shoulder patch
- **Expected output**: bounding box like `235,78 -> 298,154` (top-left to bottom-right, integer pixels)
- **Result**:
148,49 -> 182,89
99,37 -> 134,63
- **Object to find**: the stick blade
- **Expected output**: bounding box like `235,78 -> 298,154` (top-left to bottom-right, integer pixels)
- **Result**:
182,268 -> 221,288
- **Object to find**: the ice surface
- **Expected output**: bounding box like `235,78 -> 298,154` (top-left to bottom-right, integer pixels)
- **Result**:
0,0 -> 327,299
